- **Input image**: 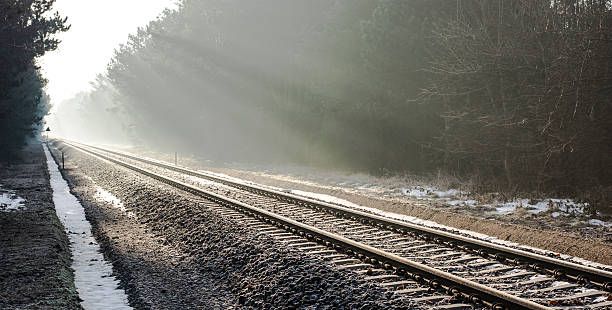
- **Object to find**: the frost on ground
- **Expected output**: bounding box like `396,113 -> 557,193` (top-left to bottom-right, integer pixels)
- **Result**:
246,168 -> 610,228
44,145 -> 132,310
401,186 -> 592,218
0,185 -> 26,211
106,144 -> 612,229
104,144 -> 612,229
289,189 -> 612,271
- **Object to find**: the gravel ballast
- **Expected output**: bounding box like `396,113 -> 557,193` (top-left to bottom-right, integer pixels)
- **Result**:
0,143 -> 81,310
49,141 -> 418,309
143,155 -> 612,266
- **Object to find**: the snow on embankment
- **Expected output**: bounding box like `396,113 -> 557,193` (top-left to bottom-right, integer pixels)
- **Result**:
43,145 -> 132,310
94,187 -> 135,218
0,185 -> 26,212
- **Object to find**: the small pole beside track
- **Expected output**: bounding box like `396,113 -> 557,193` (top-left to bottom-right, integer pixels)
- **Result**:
45,127 -> 50,145
175,152 -> 177,166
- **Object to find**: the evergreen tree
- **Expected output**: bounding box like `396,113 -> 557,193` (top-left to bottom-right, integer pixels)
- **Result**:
0,0 -> 69,159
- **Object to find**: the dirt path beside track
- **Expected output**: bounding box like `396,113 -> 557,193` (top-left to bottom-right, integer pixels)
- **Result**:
0,143 -> 81,310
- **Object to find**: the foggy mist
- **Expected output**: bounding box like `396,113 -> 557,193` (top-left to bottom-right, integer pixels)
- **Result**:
3,1 -> 612,308
48,0 -> 612,198
49,0 -> 429,171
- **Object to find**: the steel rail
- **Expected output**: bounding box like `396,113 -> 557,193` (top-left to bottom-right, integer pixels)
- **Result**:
62,140 -> 612,291
56,141 -> 553,310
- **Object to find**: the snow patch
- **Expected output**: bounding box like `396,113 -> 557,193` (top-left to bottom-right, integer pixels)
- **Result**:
0,186 -> 26,212
588,219 -> 612,227
396,185 -> 609,226
400,186 -> 465,199
483,198 -> 602,225
44,145 -> 132,310
398,186 -> 591,218
94,188 -> 134,218
399,186 -> 477,209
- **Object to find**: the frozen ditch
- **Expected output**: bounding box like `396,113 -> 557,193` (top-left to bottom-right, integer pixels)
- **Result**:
43,145 -> 132,310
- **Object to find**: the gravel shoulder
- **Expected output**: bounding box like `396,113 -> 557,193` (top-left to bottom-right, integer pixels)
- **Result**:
51,141 -> 417,309
0,143 -> 81,310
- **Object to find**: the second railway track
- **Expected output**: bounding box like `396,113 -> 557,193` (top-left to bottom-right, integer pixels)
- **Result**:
56,140 -> 612,309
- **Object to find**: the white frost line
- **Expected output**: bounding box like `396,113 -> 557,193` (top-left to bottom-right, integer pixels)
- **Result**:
188,175 -> 220,187
288,189 -> 612,271
198,170 -> 288,192
43,145 -> 132,310
588,219 -> 612,228
0,185 -> 26,212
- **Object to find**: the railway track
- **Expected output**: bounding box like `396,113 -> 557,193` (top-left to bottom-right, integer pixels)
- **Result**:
55,140 -> 612,309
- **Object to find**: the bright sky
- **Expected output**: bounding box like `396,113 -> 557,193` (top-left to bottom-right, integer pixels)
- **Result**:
39,0 -> 177,107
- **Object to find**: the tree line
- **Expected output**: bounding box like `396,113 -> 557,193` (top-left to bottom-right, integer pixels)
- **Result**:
425,0 -> 612,204
56,0 -> 611,205
0,0 -> 68,159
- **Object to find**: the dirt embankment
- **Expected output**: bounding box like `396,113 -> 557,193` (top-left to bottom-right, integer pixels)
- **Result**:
0,143 -> 81,310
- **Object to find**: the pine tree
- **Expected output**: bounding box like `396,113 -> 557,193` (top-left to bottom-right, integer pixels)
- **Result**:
0,0 -> 69,159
